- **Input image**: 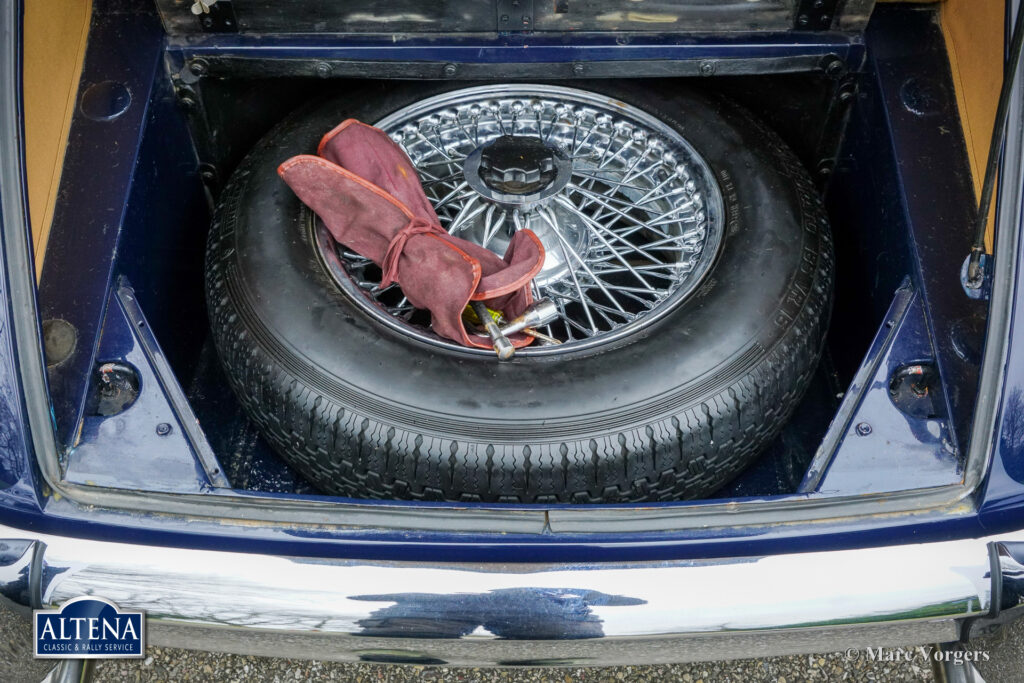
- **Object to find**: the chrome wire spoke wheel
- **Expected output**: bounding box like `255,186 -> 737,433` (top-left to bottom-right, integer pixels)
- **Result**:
316,84 -> 725,354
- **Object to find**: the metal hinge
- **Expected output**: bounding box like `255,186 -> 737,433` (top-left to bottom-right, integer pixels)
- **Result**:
497,0 -> 535,33
795,0 -> 839,31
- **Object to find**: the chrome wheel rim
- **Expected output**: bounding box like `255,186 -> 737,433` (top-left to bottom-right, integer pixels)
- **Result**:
315,84 -> 725,355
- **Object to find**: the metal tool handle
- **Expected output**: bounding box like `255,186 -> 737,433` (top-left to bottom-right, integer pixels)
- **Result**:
497,299 -> 558,337
471,301 -> 515,360
522,328 -> 561,345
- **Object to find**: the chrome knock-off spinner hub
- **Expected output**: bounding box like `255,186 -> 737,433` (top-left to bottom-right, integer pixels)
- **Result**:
315,84 -> 725,355
463,135 -> 573,210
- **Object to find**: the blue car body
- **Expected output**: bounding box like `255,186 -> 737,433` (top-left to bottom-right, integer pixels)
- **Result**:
2,0 -> 1024,666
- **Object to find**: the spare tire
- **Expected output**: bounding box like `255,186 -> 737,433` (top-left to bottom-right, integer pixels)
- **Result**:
205,81 -> 834,503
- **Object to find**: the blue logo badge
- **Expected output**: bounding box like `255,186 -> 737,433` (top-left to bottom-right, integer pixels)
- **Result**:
34,597 -> 145,658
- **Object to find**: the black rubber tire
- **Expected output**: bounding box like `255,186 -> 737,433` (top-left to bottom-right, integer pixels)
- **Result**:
205,81 -> 834,503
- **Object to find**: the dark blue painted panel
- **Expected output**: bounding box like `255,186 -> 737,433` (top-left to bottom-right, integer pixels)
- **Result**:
804,284 -> 960,494
864,8 -> 988,455
0,0 -> 43,515
0,489 -> 992,563
36,4 -> 164,448
64,283 -> 225,493
115,61 -> 211,383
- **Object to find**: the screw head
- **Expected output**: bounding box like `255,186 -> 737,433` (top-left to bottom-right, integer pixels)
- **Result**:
189,59 -> 209,77
314,62 -> 332,78
443,63 -> 458,77
572,62 -> 584,76
825,58 -> 845,78
156,422 -> 173,436
855,422 -> 872,436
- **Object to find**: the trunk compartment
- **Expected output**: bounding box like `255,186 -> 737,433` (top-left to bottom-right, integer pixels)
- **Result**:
29,1 -> 990,518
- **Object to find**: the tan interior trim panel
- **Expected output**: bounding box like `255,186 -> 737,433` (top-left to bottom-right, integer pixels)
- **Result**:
23,0 -> 92,279
941,0 -> 1003,250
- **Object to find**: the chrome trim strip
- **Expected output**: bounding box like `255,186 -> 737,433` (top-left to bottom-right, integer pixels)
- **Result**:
1,523 -> 1022,664
115,282 -> 231,488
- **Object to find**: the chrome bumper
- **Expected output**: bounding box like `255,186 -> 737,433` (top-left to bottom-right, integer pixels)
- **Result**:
2,523 -> 1023,666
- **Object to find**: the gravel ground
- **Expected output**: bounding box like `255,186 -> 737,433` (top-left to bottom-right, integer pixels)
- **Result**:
973,616 -> 1024,683
87,648 -> 934,682
0,600 -> 53,683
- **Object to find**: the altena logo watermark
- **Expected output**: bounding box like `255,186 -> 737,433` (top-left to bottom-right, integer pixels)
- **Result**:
34,597 -> 145,658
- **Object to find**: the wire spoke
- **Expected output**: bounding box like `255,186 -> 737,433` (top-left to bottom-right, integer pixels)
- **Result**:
422,171 -> 465,188
432,181 -> 471,211
480,205 -> 509,248
538,208 -> 629,316
445,195 -> 486,234
555,197 -> 668,267
552,290 -> 634,320
570,170 -> 649,193
568,184 -> 680,241
554,197 -> 656,291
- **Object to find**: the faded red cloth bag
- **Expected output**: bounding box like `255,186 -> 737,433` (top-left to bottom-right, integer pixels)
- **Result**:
278,119 -> 545,349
